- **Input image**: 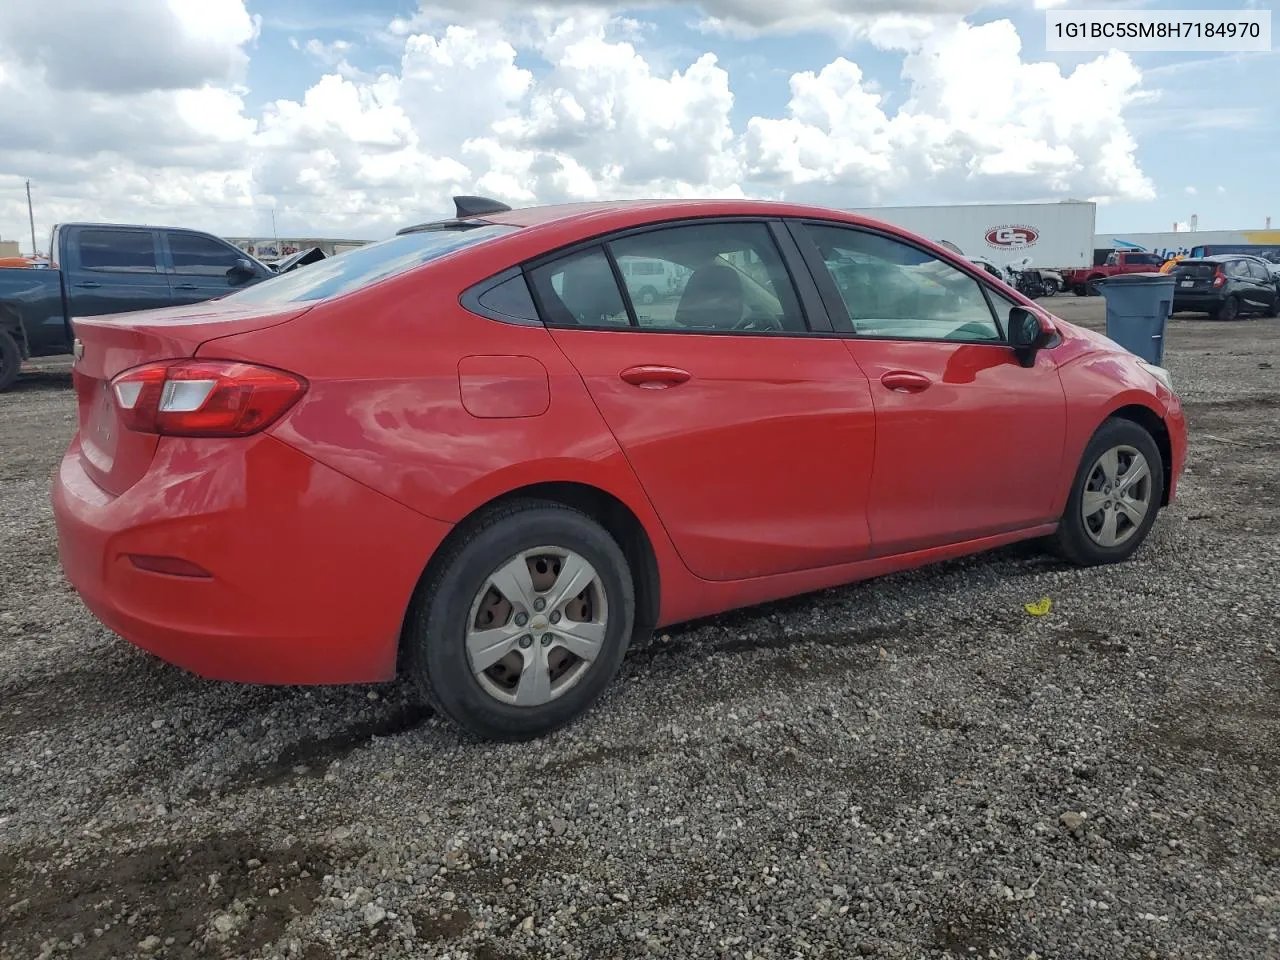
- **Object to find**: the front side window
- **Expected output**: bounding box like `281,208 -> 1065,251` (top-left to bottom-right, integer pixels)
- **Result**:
805,224 -> 1003,342
607,222 -> 807,333
78,230 -> 157,273
169,233 -> 244,276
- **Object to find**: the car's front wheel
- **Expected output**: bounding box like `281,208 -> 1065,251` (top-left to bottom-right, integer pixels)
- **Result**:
406,500 -> 635,741
1052,418 -> 1165,567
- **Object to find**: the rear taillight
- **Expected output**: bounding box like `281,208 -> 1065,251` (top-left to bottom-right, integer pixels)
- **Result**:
1213,270 -> 1226,288
110,360 -> 307,437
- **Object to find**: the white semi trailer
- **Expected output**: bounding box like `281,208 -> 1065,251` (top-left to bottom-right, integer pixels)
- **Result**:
844,200 -> 1097,271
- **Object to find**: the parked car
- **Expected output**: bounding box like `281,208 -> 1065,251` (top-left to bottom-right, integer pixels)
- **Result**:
0,223 -> 274,390
52,196 -> 1187,742
1063,251 -> 1167,297
1170,255 -> 1280,321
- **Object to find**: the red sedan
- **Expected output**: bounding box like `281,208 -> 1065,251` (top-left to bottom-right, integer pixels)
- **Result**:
52,197 -> 1187,741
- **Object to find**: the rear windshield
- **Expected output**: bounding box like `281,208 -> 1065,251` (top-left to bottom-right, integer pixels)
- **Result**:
222,224 -> 517,306
1173,261 -> 1217,279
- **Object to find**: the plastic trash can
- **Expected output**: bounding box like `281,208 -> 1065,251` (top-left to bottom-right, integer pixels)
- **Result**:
1095,272 -> 1174,365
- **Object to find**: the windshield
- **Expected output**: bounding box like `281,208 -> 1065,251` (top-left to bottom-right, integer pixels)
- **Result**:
222,224 -> 518,306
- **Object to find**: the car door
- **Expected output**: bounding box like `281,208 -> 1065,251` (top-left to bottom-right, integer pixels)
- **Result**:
64,226 -> 170,318
161,230 -> 263,306
1244,260 -> 1276,311
527,219 -> 878,582
789,220 -> 1069,556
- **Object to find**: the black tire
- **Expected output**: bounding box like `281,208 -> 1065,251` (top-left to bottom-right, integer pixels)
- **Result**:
1264,291 -> 1278,318
0,328 -> 22,393
405,499 -> 635,742
1052,418 -> 1165,567
637,286 -> 658,306
1041,278 -> 1060,297
1214,295 -> 1239,322
1072,284 -> 1088,297
1085,277 -> 1103,297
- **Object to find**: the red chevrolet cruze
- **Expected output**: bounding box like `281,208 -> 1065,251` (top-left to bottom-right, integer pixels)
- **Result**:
52,197 -> 1186,741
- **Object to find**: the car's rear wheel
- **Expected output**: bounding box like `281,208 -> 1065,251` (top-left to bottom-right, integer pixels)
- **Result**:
1052,418 -> 1165,567
406,500 -> 635,741
1214,295 -> 1240,322
0,328 -> 21,392
1264,291 -> 1279,318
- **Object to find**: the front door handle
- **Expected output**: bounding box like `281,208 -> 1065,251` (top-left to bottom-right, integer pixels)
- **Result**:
620,365 -> 691,389
880,370 -> 932,393
74,281 -> 101,289
174,283 -> 199,290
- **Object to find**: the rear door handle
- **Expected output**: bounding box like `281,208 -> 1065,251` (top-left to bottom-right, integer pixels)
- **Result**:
620,365 -> 691,389
74,281 -> 101,289
880,370 -> 932,393
174,283 -> 199,290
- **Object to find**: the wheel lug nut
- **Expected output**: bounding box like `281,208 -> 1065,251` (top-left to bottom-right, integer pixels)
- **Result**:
533,598 -> 546,612
514,612 -> 529,627
549,611 -> 561,624
540,635 -> 552,647
518,635 -> 532,648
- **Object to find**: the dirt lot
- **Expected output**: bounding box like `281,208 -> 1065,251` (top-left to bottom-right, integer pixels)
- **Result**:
1,299 -> 1278,960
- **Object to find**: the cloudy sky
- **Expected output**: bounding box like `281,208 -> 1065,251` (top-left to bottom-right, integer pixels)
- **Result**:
0,0 -> 1275,252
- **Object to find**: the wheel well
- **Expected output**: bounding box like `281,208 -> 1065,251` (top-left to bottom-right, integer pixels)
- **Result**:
1109,405 -> 1173,506
0,304 -> 27,352
399,482 -> 662,668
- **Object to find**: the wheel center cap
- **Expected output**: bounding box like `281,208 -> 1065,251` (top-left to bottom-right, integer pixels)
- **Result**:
530,616 -> 549,633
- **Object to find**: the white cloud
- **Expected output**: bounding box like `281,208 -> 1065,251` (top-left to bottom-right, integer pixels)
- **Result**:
0,0 -> 258,93
1184,186 -> 1197,196
0,1 -> 1157,251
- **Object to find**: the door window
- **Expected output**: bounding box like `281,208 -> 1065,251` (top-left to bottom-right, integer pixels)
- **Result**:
606,222 -> 806,333
805,224 -> 1004,342
168,233 -> 246,277
527,248 -> 631,327
77,230 -> 158,273
1246,260 -> 1271,281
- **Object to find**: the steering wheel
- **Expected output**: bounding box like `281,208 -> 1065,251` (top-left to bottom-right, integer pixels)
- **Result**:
733,312 -> 784,332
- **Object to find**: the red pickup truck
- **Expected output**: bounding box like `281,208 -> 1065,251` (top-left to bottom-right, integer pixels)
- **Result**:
1064,251 -> 1167,296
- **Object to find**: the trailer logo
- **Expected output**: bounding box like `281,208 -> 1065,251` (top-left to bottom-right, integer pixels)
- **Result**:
985,225 -> 1039,249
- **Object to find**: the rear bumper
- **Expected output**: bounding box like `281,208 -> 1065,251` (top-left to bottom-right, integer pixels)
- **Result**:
1172,294 -> 1224,313
52,433 -> 452,684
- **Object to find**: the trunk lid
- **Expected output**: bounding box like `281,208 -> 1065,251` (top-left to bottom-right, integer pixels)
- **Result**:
71,300 -> 314,496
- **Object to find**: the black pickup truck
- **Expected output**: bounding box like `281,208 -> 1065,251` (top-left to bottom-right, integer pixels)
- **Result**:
0,223 -> 275,391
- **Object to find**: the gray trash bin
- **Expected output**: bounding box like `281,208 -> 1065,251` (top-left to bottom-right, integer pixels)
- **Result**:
1095,272 -> 1174,365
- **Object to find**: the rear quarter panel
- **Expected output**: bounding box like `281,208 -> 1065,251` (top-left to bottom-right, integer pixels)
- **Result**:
0,268 -> 69,356
195,269 -> 684,559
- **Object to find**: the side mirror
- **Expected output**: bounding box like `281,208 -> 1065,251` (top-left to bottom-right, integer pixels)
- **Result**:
227,257 -> 255,285
1008,307 -> 1056,368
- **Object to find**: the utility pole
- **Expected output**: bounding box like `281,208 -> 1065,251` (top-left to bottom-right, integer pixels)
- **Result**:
271,207 -> 278,241
26,179 -> 37,256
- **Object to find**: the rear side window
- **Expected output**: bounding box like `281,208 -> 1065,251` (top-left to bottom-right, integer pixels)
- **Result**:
223,224 -> 517,306
169,233 -> 244,276
78,230 -> 157,273
528,248 -> 631,327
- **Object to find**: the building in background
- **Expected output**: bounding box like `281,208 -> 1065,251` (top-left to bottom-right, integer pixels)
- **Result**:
1095,228 -> 1280,263
0,239 -> 19,258
225,237 -> 370,260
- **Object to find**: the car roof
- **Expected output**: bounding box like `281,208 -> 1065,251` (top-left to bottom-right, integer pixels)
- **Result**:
476,198 -> 898,233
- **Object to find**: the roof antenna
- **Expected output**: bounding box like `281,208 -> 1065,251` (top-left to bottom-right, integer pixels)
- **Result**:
454,196 -> 512,218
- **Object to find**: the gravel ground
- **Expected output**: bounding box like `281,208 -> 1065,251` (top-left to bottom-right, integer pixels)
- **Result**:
2,299 -> 1278,960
